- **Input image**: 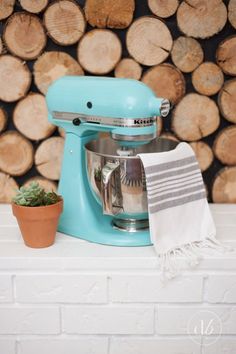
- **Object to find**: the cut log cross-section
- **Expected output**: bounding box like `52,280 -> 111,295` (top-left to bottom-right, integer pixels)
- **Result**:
35,137 -> 64,180
13,93 -> 56,141
44,0 -> 86,46
190,141 -> 214,172
218,79 -> 236,124
0,131 -> 34,176
213,126 -> 236,165
0,108 -> 7,134
0,0 -> 15,20
20,0 -> 48,13
0,55 -> 31,103
177,0 -> 227,39
34,51 -> 84,95
171,36 -> 204,73
172,93 -> 220,141
216,36 -> 236,76
115,58 -> 142,80
77,29 -> 122,74
0,172 -> 19,203
3,12 -> 46,60
142,63 -> 186,105
212,167 -> 236,203
148,0 -> 179,18
126,16 -> 173,66
84,0 -> 135,29
192,62 -> 224,96
228,0 -> 236,29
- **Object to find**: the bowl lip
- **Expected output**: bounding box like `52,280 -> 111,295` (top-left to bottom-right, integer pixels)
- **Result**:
85,137 -> 178,160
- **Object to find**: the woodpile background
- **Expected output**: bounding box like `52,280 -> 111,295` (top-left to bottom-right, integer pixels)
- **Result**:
0,0 -> 235,203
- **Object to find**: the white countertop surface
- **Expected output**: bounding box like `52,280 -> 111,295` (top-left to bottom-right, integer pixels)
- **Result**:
0,204 -> 236,271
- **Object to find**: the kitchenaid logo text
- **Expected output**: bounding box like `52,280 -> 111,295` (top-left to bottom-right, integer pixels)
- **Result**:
134,118 -> 154,125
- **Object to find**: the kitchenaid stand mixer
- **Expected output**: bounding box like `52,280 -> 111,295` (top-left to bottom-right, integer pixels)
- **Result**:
46,76 -> 172,246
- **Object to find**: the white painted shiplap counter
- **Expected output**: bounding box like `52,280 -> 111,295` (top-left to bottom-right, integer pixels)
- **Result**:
0,204 -> 236,354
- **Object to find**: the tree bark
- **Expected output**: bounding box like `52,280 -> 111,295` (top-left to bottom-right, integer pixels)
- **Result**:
77,29 -> 122,74
0,37 -> 3,55
213,126 -> 236,165
0,172 -> 19,203
216,35 -> 236,76
0,131 -> 34,176
177,0 -> 227,39
13,93 -> 56,141
190,141 -> 214,172
148,0 -> 179,18
23,176 -> 57,192
218,79 -> 236,123
0,108 -> 7,134
4,12 -> 46,60
171,36 -> 203,73
84,0 -> 135,29
35,137 -> 64,180
126,16 -> 173,66
142,63 -> 186,104
192,62 -> 224,96
172,93 -> 220,141
20,0 -> 48,13
33,51 -> 84,95
0,55 -> 31,102
44,0 -> 86,46
212,167 -> 236,203
114,58 -> 142,80
0,0 -> 15,20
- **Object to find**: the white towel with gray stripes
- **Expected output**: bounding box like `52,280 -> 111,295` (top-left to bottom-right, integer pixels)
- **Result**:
138,142 -> 226,278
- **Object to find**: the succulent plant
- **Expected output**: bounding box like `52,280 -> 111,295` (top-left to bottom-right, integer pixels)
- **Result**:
12,182 -> 61,207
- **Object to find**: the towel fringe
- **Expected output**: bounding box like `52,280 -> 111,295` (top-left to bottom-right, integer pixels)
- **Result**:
159,237 -> 233,282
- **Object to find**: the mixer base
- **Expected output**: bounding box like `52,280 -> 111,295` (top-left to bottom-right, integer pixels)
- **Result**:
112,218 -> 149,232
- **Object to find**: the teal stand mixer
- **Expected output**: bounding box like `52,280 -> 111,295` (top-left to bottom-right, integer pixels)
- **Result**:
46,76 -> 173,246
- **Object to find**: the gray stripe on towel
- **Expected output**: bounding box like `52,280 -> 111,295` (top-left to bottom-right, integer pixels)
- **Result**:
149,191 -> 206,214
145,156 -> 196,174
148,171 -> 200,189
148,184 -> 204,203
149,176 -> 203,194
147,164 -> 199,183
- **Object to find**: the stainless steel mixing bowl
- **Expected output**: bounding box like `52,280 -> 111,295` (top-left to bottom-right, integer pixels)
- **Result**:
85,137 -> 178,232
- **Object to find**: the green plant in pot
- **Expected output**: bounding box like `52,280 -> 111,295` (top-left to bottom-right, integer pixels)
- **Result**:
12,182 -> 63,248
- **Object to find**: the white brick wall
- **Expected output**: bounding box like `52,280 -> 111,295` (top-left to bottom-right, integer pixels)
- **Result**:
15,274 -> 108,303
0,204 -> 235,354
111,274 -> 203,302
63,306 -> 154,334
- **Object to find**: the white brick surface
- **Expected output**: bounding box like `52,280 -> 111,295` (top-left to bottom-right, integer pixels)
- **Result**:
15,274 -> 107,303
0,339 -> 15,354
111,274 -> 203,302
157,306 -> 236,335
0,275 -> 12,302
0,204 -> 235,353
18,338 -> 108,354
110,338 -> 201,354
63,306 -> 154,334
207,275 -> 236,303
202,338 -> 236,354
0,307 -> 60,334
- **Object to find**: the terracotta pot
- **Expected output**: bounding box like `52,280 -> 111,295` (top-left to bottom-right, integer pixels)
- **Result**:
12,200 -> 63,248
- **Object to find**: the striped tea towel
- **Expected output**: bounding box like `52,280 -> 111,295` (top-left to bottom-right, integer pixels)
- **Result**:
138,142 -> 227,278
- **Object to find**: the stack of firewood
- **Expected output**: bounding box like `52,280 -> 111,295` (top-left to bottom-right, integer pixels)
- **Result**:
0,0 -> 235,203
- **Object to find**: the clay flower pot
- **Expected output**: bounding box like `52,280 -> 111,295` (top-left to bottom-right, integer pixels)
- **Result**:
12,200 -> 63,248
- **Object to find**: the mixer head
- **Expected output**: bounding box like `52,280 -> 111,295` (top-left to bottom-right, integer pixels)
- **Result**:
46,76 -> 171,147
